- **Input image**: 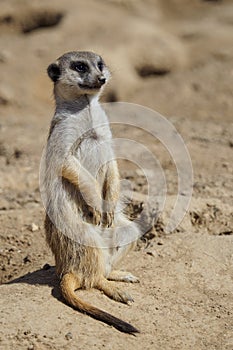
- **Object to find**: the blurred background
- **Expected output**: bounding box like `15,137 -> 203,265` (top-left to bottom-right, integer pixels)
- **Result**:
1,0 -> 233,117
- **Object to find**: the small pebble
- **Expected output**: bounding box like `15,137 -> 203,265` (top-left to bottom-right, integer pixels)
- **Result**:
65,332 -> 73,340
146,251 -> 157,257
23,255 -> 31,264
43,263 -> 51,270
31,223 -> 39,232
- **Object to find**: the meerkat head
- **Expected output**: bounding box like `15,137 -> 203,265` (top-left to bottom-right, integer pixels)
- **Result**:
47,51 -> 110,100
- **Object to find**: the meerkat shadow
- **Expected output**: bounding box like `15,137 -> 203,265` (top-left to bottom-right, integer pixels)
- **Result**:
7,264 -> 63,301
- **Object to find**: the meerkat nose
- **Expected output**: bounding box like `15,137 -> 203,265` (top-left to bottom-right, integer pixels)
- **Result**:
98,76 -> 106,85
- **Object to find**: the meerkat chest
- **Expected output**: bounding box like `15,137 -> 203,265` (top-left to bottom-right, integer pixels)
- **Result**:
73,106 -> 114,177
75,127 -> 113,178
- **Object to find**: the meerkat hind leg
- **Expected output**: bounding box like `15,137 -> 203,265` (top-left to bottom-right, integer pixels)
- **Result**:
108,270 -> 140,283
96,277 -> 134,304
60,272 -> 139,333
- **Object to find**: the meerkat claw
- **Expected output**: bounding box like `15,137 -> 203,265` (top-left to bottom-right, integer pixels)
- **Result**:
102,211 -> 114,228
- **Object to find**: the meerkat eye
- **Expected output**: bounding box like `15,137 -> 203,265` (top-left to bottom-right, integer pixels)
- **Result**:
97,61 -> 104,71
71,61 -> 89,73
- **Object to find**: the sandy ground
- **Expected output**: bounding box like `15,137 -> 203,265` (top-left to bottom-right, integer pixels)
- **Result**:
0,0 -> 233,349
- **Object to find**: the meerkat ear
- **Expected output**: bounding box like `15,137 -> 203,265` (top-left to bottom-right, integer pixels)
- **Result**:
47,62 -> 61,82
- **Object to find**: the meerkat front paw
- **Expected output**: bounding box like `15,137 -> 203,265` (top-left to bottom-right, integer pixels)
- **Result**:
102,211 -> 114,228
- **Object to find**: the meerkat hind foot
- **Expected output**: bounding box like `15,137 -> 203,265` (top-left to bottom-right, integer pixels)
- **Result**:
108,270 -> 140,283
97,278 -> 134,304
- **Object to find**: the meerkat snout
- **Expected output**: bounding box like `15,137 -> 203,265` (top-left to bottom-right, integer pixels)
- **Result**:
98,76 -> 106,85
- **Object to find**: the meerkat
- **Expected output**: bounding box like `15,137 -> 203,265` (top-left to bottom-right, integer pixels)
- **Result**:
42,51 -> 141,334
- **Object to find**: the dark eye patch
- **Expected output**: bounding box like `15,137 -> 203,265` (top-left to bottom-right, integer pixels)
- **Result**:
97,61 -> 104,71
70,61 -> 89,73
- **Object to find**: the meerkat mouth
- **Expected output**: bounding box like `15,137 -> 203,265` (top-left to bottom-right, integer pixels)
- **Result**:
78,83 -> 102,90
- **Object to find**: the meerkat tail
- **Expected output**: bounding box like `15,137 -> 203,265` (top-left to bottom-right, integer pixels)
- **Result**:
60,272 -> 140,334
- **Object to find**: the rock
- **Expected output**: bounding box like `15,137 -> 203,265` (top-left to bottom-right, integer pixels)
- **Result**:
23,255 -> 32,264
146,250 -> 157,257
65,332 -> 73,340
30,223 -> 39,232
43,263 -> 51,270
